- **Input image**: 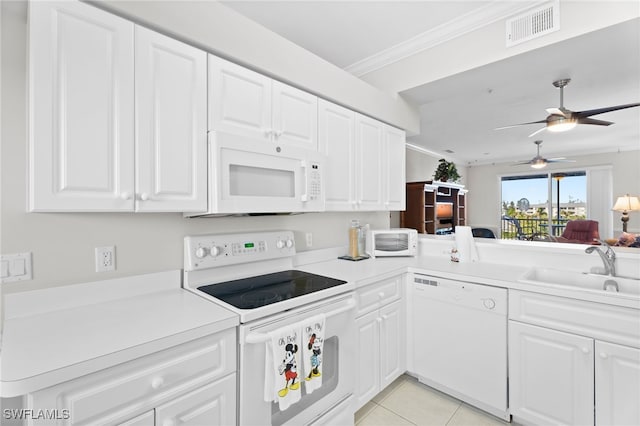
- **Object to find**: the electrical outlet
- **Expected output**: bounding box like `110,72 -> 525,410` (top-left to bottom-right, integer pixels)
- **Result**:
305,232 -> 313,248
95,246 -> 115,272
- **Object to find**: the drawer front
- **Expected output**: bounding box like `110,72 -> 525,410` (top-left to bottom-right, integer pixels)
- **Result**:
509,290 -> 640,348
31,329 -> 236,425
356,275 -> 402,317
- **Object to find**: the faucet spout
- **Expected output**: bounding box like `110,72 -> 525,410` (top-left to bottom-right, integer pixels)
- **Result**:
585,240 -> 616,277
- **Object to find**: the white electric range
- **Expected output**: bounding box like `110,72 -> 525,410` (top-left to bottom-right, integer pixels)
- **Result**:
183,231 -> 357,426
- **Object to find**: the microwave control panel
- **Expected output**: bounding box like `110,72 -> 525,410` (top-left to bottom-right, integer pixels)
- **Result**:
309,163 -> 321,200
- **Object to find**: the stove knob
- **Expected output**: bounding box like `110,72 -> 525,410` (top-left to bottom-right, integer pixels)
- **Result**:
285,239 -> 294,248
276,240 -> 285,249
210,246 -> 221,257
195,247 -> 209,259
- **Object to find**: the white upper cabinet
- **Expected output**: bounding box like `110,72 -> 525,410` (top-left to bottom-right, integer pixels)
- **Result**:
29,0 -> 135,211
383,126 -> 406,211
318,100 -> 356,210
355,114 -> 384,210
319,99 -> 405,211
29,1 -> 207,212
208,55 -> 318,150
135,26 -> 207,212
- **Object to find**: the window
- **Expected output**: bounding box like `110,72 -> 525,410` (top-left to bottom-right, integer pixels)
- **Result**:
501,171 -> 587,239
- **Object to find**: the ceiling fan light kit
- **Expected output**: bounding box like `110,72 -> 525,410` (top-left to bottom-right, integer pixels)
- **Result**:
546,117 -> 577,133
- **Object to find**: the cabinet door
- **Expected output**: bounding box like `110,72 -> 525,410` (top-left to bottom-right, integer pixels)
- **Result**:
135,26 -> 207,212
118,410 -> 155,426
355,310 -> 381,411
595,341 -> 640,426
318,100 -> 356,210
29,1 -> 135,211
379,299 -> 405,390
355,114 -> 384,210
155,374 -> 236,426
509,321 -> 594,426
383,126 -> 406,210
208,55 -> 271,140
272,81 -> 318,150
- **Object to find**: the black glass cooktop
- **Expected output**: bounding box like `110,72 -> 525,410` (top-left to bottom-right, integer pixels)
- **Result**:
197,270 -> 347,309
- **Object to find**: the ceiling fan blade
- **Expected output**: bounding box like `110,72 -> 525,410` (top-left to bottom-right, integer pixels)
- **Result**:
512,161 -> 533,166
547,159 -> 576,163
577,117 -> 614,126
528,127 -> 547,137
546,107 -> 567,117
495,119 -> 547,130
575,102 -> 640,117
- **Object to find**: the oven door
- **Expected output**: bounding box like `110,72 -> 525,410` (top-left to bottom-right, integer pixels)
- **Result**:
206,131 -> 325,214
238,293 -> 356,426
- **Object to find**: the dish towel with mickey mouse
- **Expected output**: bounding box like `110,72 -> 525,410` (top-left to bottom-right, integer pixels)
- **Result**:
302,314 -> 326,394
264,325 -> 302,411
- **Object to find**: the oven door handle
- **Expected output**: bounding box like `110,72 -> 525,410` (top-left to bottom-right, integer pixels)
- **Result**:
244,299 -> 356,344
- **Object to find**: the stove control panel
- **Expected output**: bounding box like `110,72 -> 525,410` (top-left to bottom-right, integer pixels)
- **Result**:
184,231 -> 296,271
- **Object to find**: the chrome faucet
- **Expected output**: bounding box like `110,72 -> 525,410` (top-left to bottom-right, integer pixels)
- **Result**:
585,240 -> 616,277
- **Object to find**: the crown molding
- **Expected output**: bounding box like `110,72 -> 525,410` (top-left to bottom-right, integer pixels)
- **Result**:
345,0 -> 549,77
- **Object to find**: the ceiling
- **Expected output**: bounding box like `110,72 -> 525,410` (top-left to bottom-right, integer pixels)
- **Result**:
221,1 -> 640,165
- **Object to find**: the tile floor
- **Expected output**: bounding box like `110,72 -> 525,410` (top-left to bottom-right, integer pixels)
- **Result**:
354,375 -> 511,426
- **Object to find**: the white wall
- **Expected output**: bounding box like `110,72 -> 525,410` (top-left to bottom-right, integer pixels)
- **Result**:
405,146 -> 467,185
466,150 -> 640,239
0,2 -> 392,295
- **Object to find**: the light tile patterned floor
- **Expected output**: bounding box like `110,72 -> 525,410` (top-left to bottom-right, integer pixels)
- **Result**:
355,375 -> 511,426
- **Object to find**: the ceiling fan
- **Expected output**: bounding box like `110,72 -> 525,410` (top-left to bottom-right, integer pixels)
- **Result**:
515,140 -> 575,169
496,78 -> 640,137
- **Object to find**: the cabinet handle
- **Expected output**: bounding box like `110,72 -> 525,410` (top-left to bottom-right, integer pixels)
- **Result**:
378,292 -> 385,299
119,191 -> 132,200
376,317 -> 382,324
600,352 -> 609,359
581,347 -> 590,354
382,314 -> 389,321
275,130 -> 283,137
151,376 -> 165,389
139,193 -> 151,201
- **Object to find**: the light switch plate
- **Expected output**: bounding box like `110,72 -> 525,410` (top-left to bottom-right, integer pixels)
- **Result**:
1,252 -> 33,283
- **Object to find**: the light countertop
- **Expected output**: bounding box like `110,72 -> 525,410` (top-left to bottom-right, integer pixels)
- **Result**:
0,270 -> 238,398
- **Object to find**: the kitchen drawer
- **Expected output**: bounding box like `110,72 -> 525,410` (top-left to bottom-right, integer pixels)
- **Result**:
509,290 -> 640,348
31,328 -> 236,425
356,275 -> 403,317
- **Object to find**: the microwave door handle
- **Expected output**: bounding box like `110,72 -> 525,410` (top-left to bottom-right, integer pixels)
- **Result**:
300,160 -> 309,202
244,299 -> 356,344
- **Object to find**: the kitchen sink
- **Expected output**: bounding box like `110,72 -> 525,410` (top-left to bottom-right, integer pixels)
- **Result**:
519,267 -> 640,297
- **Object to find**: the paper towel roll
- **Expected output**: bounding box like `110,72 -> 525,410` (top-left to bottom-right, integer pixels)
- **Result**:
454,226 -> 479,263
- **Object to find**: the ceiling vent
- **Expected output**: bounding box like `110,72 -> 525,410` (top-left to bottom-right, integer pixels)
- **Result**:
506,0 -> 559,47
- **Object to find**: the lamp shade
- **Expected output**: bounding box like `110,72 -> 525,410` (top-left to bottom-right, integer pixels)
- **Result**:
612,195 -> 640,212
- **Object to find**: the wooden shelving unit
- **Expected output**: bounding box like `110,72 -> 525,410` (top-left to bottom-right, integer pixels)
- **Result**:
400,181 -> 467,234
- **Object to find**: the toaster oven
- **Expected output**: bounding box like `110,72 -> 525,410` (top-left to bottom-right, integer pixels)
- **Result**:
366,228 -> 418,257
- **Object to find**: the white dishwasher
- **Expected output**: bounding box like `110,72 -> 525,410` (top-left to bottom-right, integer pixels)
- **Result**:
410,273 -> 508,420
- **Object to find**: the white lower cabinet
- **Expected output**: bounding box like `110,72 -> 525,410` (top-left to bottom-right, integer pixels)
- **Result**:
508,290 -> 640,426
28,329 -> 236,426
509,321 -> 594,426
595,341 -> 640,426
355,275 -> 405,410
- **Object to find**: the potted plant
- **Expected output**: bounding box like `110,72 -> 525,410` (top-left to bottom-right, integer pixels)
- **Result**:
433,158 -> 460,182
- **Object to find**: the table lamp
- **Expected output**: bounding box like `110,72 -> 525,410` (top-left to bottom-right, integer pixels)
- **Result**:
612,194 -> 640,232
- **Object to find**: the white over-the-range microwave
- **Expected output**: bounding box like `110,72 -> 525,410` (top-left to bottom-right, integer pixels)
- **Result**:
367,228 -> 418,257
186,131 -> 325,216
